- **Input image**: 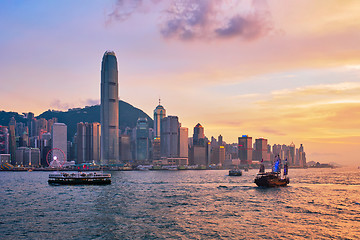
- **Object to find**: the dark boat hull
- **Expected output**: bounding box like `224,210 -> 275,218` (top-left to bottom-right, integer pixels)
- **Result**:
48,179 -> 111,185
254,173 -> 289,187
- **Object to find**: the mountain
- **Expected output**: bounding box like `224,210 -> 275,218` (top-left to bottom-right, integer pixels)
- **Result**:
0,111 -> 27,125
0,100 -> 153,140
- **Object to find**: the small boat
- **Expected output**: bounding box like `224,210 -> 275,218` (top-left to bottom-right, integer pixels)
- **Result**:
162,165 -> 178,171
48,172 -> 111,185
136,165 -> 152,171
254,157 -> 289,187
229,169 -> 242,176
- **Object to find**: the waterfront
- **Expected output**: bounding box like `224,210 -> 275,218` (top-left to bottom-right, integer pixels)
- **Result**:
1,168 -> 359,239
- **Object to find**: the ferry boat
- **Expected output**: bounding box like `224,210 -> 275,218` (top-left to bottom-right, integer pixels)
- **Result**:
254,157 -> 289,187
229,169 -> 242,176
48,172 -> 111,185
136,165 -> 152,171
162,165 -> 178,170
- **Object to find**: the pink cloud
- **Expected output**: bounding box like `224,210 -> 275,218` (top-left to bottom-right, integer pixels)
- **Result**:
108,0 -> 274,41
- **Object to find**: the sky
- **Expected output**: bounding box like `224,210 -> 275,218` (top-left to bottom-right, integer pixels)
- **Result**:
1,0 -> 360,166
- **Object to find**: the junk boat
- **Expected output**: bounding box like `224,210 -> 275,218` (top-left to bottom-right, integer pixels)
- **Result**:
48,172 -> 111,185
229,169 -> 242,176
254,157 -> 289,187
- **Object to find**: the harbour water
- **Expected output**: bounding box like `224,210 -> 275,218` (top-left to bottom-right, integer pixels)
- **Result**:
1,168 -> 359,239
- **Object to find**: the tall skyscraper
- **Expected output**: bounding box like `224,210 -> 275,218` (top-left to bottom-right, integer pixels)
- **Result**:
9,125 -> 16,165
211,146 -> 225,165
161,116 -> 179,158
218,134 -> 223,146
154,100 -> 166,139
40,132 -> 51,166
76,122 -> 86,164
119,134 -> 132,162
91,122 -> 101,164
193,123 -> 205,146
299,144 -> 306,167
135,118 -> 150,161
101,51 -> 119,165
238,135 -> 253,164
77,122 -> 101,164
51,123 -> 67,161
178,126 -> 188,158
289,142 -> 295,166
26,112 -> 34,137
0,126 -> 9,154
153,102 -> 166,161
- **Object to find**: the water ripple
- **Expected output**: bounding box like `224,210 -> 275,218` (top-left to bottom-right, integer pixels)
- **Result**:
0,168 -> 359,239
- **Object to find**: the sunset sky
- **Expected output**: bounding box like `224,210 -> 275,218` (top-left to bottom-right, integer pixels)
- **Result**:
1,0 -> 360,165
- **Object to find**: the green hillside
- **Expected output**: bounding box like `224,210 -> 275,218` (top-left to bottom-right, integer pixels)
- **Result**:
0,100 -> 153,140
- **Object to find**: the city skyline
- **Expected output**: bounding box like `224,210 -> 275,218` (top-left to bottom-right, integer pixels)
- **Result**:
1,1 -> 360,165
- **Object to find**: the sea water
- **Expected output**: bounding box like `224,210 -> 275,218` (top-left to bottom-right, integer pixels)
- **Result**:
1,168 -> 359,239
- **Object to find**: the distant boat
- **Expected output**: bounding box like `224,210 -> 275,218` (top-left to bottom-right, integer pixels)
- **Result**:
136,165 -> 152,171
229,169 -> 242,176
48,172 -> 111,185
254,157 -> 289,187
162,165 -> 178,171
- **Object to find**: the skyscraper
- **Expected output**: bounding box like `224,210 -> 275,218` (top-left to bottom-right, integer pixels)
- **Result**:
51,123 -> 67,161
178,126 -> 188,158
76,122 -> 86,164
254,138 -> 269,162
135,118 -> 150,161
101,51 -> 119,165
210,146 -> 225,165
154,100 -> 166,139
91,122 -> 101,164
9,125 -> 16,165
297,143 -> 306,167
238,135 -> 253,164
0,126 -> 9,154
119,134 -> 132,162
289,142 -> 295,166
26,112 -> 34,137
193,123 -> 205,146
77,122 -> 101,164
161,116 -> 179,158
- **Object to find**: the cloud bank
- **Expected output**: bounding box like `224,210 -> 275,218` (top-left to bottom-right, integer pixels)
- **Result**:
107,0 -> 273,41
